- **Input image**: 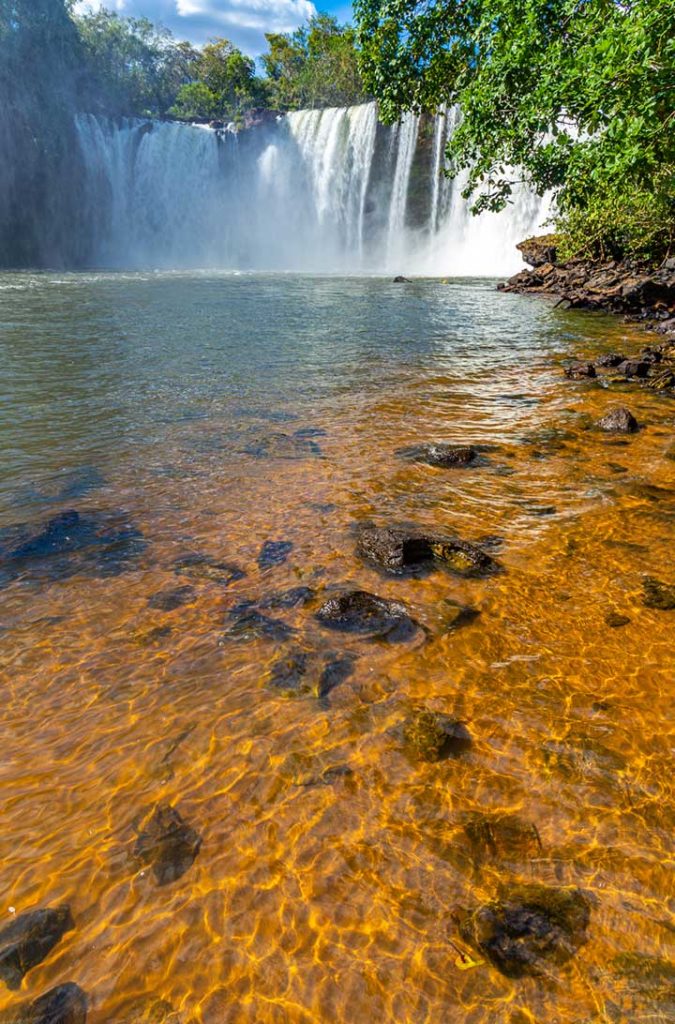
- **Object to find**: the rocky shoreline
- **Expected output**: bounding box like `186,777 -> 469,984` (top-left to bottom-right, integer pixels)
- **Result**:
499,235 -> 675,340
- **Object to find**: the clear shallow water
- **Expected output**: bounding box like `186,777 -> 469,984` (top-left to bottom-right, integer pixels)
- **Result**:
0,273 -> 673,1024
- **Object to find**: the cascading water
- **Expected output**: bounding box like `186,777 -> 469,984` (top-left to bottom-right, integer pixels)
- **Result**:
74,102 -> 549,275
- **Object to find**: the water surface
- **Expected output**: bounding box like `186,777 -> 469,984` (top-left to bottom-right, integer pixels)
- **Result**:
0,273 -> 673,1024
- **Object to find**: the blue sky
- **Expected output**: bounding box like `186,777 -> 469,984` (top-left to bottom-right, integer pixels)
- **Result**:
74,1 -> 355,54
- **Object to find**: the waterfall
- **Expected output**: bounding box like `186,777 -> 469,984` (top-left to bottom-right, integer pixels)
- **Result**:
70,102 -> 549,275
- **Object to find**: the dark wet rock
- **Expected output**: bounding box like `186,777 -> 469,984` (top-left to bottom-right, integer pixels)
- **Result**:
395,443 -> 479,468
258,540 -> 293,569
133,805 -> 202,886
402,708 -> 472,762
606,462 -> 628,473
243,432 -> 322,459
393,275 -> 411,283
617,359 -> 650,379
642,576 -> 675,610
0,906 -> 74,989
318,654 -> 356,699
639,346 -> 663,364
174,554 -> 245,586
605,611 -> 631,628
440,600 -> 480,632
315,590 -> 418,642
0,509 -> 145,586
269,649 -> 311,693
355,524 -> 498,578
462,813 -> 542,862
517,235 -> 559,267
595,352 -> 627,368
597,406 -> 639,433
147,585 -> 195,611
221,609 -> 295,643
457,883 -> 591,978
565,362 -> 596,379
0,983 -> 88,1024
259,586 -> 315,609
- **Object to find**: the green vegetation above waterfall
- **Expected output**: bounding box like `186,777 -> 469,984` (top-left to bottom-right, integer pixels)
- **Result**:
355,0 -> 675,261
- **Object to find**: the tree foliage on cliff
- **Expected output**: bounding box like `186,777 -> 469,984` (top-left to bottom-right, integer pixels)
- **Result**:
354,0 -> 675,260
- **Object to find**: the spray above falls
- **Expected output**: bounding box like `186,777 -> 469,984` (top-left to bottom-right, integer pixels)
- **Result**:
76,103 -> 549,275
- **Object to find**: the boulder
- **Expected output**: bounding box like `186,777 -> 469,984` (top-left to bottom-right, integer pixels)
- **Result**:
355,524 -> 497,577
457,883 -> 591,978
315,590 -> 418,642
597,406 -> 639,433
402,708 -> 472,762
565,362 -> 596,379
147,585 -> 196,611
257,540 -> 293,569
516,235 -> 559,268
642,576 -> 675,610
395,443 -> 479,468
133,805 -> 202,886
0,983 -> 87,1024
0,906 -> 74,989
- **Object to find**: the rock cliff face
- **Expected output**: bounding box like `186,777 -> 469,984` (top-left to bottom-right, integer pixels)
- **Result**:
499,235 -> 675,331
0,0 -> 89,268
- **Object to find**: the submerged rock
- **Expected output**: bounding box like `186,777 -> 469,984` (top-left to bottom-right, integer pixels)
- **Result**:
147,585 -> 195,611
0,906 -> 74,989
597,406 -> 639,433
0,509 -> 145,585
257,540 -> 293,569
457,883 -> 591,977
565,362 -> 596,379
617,358 -> 650,379
0,983 -> 87,1024
315,590 -> 418,642
269,650 -> 311,693
355,524 -> 497,578
402,708 -> 472,762
221,608 -> 295,643
268,648 -> 356,700
605,611 -> 631,628
244,432 -> 322,459
133,805 -> 202,886
395,443 -> 479,468
462,813 -> 542,862
642,576 -> 675,610
440,600 -> 480,632
299,765 -> 354,787
259,586 -> 315,609
174,554 -> 245,586
317,654 -> 356,699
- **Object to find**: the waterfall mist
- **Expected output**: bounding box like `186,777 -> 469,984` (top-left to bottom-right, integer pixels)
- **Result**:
71,103 -> 549,275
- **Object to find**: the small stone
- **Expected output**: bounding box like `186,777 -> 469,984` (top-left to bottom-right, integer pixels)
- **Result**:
133,805 -> 202,886
395,443 -> 479,468
402,707 -> 472,762
595,352 -> 627,368
221,609 -> 295,643
1,983 -> 88,1024
597,406 -> 639,433
565,362 -> 596,379
642,576 -> 675,610
457,883 -> 591,977
174,555 -> 245,586
617,359 -> 650,378
0,906 -> 74,990
315,590 -> 418,642
147,585 -> 195,611
257,540 -> 293,569
605,612 -> 630,628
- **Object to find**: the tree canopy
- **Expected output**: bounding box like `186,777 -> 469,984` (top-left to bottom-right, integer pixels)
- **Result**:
354,0 -> 675,259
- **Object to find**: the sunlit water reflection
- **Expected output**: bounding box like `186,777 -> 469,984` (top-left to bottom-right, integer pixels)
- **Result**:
0,273 -> 673,1024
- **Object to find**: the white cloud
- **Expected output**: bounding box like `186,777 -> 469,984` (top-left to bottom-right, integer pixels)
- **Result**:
73,0 -> 318,51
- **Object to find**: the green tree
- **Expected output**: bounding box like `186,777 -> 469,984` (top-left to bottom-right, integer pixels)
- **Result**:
169,81 -> 219,121
195,38 -> 265,118
262,13 -> 366,110
355,0 -> 675,260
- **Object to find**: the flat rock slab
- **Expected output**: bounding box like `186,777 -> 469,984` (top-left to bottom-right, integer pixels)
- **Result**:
0,906 -> 74,990
133,805 -> 202,886
356,524 -> 498,578
315,590 -> 418,642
